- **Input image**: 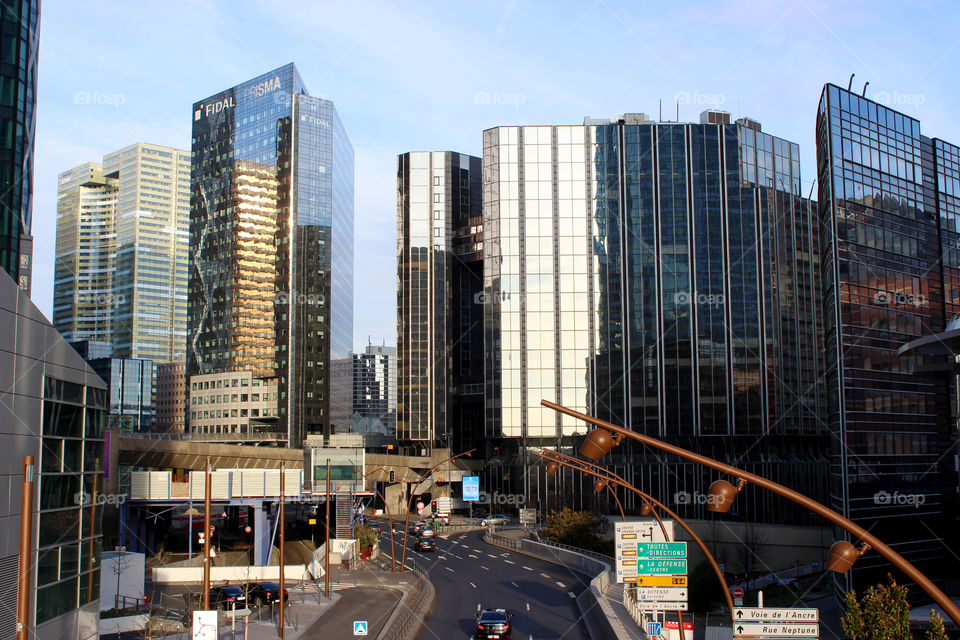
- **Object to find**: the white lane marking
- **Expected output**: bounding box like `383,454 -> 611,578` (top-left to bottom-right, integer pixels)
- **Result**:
540,573 -> 551,579
555,581 -> 566,588
526,602 -> 531,611
473,548 -> 483,553
445,567 -> 454,572
469,554 -> 479,559
504,560 -> 515,565
470,582 -> 478,589
487,554 -> 497,559
568,591 -> 576,599
511,581 -> 519,588
480,565 -> 489,571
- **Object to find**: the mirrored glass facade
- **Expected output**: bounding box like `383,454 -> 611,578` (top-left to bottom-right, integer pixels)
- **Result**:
0,0 -> 38,293
483,115 -> 826,522
396,152 -> 484,452
189,63 -> 354,446
817,83 -> 958,589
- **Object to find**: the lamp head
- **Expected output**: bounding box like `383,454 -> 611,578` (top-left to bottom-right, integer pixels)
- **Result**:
827,540 -> 863,574
640,502 -> 653,516
546,462 -> 560,475
593,479 -> 607,493
581,429 -> 620,461
707,479 -> 740,513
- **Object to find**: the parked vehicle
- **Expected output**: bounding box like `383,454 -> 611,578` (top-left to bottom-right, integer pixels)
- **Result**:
208,586 -> 247,610
240,582 -> 288,606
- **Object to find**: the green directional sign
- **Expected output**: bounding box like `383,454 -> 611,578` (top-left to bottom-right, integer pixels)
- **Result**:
634,558 -> 688,575
636,542 -> 687,558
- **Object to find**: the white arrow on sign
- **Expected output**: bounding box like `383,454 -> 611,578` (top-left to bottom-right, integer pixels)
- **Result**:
733,623 -> 819,638
734,608 -> 819,623
638,601 -> 689,611
636,587 -> 688,601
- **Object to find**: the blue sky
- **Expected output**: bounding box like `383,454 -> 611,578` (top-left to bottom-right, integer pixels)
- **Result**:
33,0 -> 960,350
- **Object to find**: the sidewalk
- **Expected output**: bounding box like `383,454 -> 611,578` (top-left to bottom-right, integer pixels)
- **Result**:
153,564 -> 415,640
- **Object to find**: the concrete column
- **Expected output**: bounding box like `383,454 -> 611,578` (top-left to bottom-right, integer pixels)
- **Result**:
253,502 -> 270,566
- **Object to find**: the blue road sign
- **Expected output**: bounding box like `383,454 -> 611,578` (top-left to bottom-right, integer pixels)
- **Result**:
354,620 -> 368,636
647,621 -> 662,636
463,476 -> 480,501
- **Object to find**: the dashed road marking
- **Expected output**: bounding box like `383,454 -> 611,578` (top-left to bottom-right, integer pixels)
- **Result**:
540,573 -> 551,579
470,582 -> 478,589
568,591 -> 576,599
526,602 -> 531,611
481,565 -> 489,571
511,581 -> 519,588
469,554 -> 479,559
504,560 -> 515,565
445,567 -> 454,572
522,566 -> 533,571
555,581 -> 566,588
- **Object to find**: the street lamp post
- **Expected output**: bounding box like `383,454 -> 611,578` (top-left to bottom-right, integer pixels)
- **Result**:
539,449 -> 734,635
541,399 -> 960,626
400,449 -> 475,570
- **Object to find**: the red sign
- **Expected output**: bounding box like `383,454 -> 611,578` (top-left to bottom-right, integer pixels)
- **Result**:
732,587 -> 744,598
665,621 -> 694,631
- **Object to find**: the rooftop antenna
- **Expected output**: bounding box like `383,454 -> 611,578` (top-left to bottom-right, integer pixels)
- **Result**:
861,81 -> 869,97
676,100 -> 679,122
848,73 -> 855,91
659,99 -> 662,122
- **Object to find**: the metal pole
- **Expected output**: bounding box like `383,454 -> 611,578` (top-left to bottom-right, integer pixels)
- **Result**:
87,459 -> 98,608
279,463 -> 285,638
16,456 -> 35,640
203,457 -> 211,610
539,449 -> 730,632
325,459 -> 330,599
542,399 -> 960,626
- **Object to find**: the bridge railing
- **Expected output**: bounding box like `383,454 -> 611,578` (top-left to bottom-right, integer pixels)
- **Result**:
378,557 -> 435,640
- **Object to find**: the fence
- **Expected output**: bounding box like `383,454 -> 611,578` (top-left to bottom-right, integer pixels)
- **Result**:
377,557 -> 436,640
726,561 -> 823,592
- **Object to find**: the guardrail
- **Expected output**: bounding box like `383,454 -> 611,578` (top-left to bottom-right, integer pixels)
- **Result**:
378,558 -> 435,640
121,432 -> 287,442
484,529 -> 640,640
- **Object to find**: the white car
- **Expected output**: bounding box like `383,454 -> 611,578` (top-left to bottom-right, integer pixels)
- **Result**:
479,514 -> 511,526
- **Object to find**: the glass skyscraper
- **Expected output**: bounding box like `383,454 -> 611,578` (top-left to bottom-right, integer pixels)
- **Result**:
396,151 -> 484,454
0,0 -> 38,294
816,83 -> 958,590
483,112 -> 827,522
54,143 -> 191,364
352,342 -> 397,435
189,63 -> 354,446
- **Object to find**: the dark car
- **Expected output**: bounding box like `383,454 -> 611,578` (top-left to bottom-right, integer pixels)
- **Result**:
414,537 -> 436,552
409,520 -> 428,535
240,582 -> 288,606
476,608 -> 513,639
209,586 -> 247,610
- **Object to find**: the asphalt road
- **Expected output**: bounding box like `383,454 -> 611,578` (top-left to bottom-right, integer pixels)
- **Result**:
380,527 -> 591,640
301,586 -> 400,639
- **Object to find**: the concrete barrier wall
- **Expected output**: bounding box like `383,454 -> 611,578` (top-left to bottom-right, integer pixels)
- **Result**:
485,533 -> 633,640
152,564 -> 308,583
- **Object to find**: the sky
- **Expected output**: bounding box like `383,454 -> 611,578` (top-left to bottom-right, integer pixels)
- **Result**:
31,0 -> 960,351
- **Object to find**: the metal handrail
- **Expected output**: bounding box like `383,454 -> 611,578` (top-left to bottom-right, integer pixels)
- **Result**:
378,558 -> 433,640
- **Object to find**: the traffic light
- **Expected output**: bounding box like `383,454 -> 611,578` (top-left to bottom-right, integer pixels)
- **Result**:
389,470 -> 395,483
431,500 -> 437,512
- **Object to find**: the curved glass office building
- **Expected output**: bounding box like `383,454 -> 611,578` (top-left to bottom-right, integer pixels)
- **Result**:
188,63 -> 354,446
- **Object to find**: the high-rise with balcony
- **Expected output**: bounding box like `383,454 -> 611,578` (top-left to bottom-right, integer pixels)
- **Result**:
53,143 -> 191,363
188,63 -> 354,446
397,151 -> 484,454
482,112 -> 826,522
816,83 -> 959,591
0,0 -> 39,294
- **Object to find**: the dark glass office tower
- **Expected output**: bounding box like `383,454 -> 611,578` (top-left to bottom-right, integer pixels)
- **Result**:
189,63 -> 354,447
0,0 -> 39,293
816,83 -> 958,591
483,113 -> 827,523
397,152 -> 484,454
